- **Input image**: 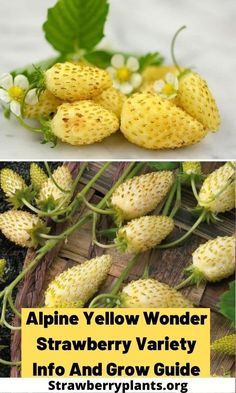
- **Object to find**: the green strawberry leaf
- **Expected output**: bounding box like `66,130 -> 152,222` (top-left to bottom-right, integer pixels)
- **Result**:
147,162 -> 180,171
139,52 -> 164,71
219,281 -> 235,326
84,50 -> 113,69
43,0 -> 109,55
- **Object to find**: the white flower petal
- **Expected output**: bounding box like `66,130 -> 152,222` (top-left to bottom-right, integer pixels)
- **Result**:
14,74 -> 29,90
130,73 -> 142,88
106,66 -> 116,78
0,73 -> 13,90
119,82 -> 133,95
127,57 -> 140,72
10,101 -> 21,117
165,72 -> 176,86
0,89 -> 11,104
111,54 -> 125,69
112,80 -> 121,90
153,80 -> 165,93
25,88 -> 39,105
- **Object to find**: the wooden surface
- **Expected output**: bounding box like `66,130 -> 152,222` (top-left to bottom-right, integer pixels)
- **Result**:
10,162 -> 235,377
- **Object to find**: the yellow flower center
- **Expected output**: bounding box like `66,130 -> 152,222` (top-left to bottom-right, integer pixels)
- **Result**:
116,67 -> 131,83
162,83 -> 176,96
8,86 -> 24,101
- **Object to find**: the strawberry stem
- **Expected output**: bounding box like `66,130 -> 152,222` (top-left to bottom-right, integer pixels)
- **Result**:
175,274 -> 195,290
98,228 -> 118,238
157,210 -> 207,249
171,25 -> 187,73
92,213 -> 116,249
0,358 -> 21,366
142,260 -> 150,279
111,254 -> 140,296
191,176 -> 200,202
169,177 -> 181,218
162,180 -> 178,216
81,196 -> 114,215
16,116 -> 42,133
89,294 -> 120,308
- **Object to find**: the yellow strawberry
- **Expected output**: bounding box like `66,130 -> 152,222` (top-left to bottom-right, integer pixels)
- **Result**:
191,236 -> 235,282
0,168 -> 26,198
45,255 -> 112,307
198,162 -> 235,214
211,334 -> 235,355
115,215 -> 174,253
38,165 -> 73,209
24,90 -> 62,120
120,278 -> 193,308
93,87 -> 126,118
45,62 -> 112,101
0,210 -> 47,248
176,236 -> 235,289
121,92 -> 207,149
111,171 -> 174,221
30,163 -> 48,192
178,72 -> 221,131
50,101 -> 119,146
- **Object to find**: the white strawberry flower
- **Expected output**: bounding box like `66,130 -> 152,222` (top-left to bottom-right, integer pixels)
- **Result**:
107,54 -> 142,95
153,72 -> 179,99
0,73 -> 38,117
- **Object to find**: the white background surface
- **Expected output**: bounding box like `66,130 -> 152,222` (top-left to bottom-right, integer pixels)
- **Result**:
0,0 -> 235,160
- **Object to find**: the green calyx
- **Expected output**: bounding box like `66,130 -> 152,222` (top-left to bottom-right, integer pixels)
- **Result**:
37,195 -> 61,213
8,186 -> 36,209
39,118 -> 57,146
175,265 -> 206,290
114,231 -> 128,253
190,206 -> 222,224
27,221 -> 51,248
112,206 -> 125,227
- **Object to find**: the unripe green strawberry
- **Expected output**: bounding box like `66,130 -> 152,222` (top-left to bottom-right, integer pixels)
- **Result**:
198,162 -> 235,213
182,162 -> 202,175
120,278 -> 193,308
30,163 -> 48,192
38,165 -> 73,209
44,255 -> 112,307
111,171 -> 174,222
0,168 -> 26,198
45,62 -> 112,101
121,93 -> 207,149
93,87 -> 126,118
50,101 -> 119,146
178,72 -> 221,131
115,215 -> 174,253
0,210 -> 46,248
0,259 -> 6,280
211,334 -> 235,355
24,90 -> 62,120
188,236 -> 235,282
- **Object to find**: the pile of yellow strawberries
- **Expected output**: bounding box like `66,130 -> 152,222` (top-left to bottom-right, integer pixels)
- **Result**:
24,61 -> 221,149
